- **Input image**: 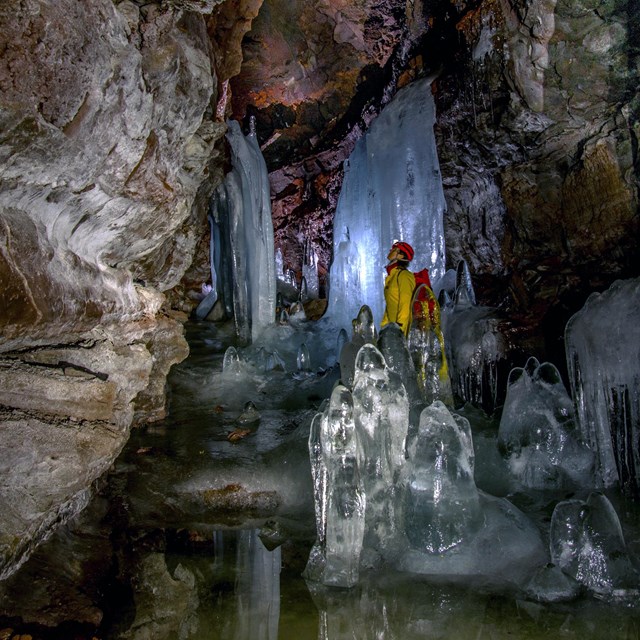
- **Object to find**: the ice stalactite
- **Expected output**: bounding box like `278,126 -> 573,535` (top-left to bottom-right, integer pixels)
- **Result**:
328,77 -> 447,332
565,278 -> 640,496
441,260 -> 505,412
302,239 -> 319,300
214,118 -> 276,343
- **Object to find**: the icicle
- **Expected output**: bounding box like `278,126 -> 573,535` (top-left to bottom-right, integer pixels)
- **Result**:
297,343 -> 312,373
565,278 -> 640,494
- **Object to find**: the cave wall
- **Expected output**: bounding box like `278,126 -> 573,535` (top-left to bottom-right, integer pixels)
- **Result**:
0,0 -> 253,579
433,0 -> 639,359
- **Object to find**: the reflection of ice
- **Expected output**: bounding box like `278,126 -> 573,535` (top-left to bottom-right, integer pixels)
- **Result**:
233,530 -> 281,640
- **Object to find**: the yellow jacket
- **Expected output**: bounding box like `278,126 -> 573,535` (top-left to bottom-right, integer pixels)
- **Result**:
381,266 -> 415,336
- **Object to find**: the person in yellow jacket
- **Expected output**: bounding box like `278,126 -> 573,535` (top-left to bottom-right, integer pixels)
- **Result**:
381,241 -> 416,337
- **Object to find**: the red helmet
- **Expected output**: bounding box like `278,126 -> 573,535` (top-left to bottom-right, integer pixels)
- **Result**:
393,241 -> 414,261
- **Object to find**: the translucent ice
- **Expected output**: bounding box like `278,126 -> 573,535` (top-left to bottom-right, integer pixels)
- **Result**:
352,344 -> 409,491
498,357 -> 594,490
321,386 -> 366,587
352,344 -> 409,553
302,239 -> 320,300
338,305 -> 377,389
523,562 -> 582,603
441,301 -> 504,412
454,259 -> 476,306
328,78 -> 447,329
224,119 -> 277,343
401,401 -> 481,553
408,285 -> 453,408
550,492 -> 639,596
297,343 -> 312,373
378,323 -> 422,413
565,278 -> 640,494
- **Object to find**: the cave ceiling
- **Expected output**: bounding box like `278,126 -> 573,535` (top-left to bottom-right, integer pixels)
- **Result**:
228,0 -> 439,169
218,0 -> 459,282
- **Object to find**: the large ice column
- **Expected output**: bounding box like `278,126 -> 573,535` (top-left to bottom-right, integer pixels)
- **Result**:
225,118 -> 277,342
565,278 -> 640,494
328,78 -> 447,331
328,140 -> 375,330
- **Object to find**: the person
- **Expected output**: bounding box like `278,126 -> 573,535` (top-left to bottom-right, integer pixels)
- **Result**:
381,241 -> 416,337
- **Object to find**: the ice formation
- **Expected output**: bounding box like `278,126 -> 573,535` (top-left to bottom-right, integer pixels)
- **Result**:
498,357 -> 594,490
408,284 -> 453,408
440,263 -> 505,412
212,118 -> 276,342
328,77 -> 447,332
204,84 -> 639,604
302,240 -> 320,300
305,385 -> 366,588
550,492 -> 638,596
401,402 -> 481,553
565,278 -> 640,495
307,323 -> 546,588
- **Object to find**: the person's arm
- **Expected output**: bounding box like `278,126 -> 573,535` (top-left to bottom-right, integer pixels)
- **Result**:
396,270 -> 415,333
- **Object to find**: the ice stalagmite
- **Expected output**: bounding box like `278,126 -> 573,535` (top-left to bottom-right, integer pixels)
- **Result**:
498,357 -> 594,490
305,410 -> 328,581
321,386 -> 366,588
338,305 -> 377,389
352,343 -> 409,552
408,284 -> 453,408
550,492 -> 638,596
378,323 -> 422,413
565,278 -> 640,495
402,401 -> 482,553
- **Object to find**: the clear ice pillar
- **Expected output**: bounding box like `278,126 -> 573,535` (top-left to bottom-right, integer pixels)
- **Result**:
321,385 -> 366,588
402,401 -> 482,553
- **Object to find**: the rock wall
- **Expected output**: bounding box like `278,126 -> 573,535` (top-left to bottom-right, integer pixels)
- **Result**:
0,0 -> 238,578
434,0 -> 639,358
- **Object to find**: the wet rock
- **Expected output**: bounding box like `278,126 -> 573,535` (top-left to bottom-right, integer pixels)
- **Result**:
200,483 -> 280,513
118,554 -> 198,640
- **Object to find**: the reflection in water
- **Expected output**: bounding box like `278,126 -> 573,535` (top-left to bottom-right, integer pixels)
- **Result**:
0,321 -> 639,639
233,530 -> 281,640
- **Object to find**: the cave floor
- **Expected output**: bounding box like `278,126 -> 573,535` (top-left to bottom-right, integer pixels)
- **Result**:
1,320 -> 640,639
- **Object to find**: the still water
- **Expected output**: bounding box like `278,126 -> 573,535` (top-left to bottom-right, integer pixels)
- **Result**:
1,320 -> 639,639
